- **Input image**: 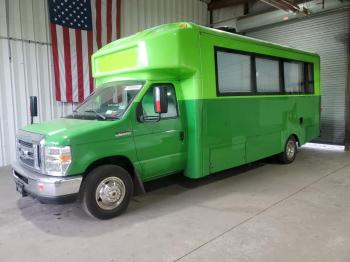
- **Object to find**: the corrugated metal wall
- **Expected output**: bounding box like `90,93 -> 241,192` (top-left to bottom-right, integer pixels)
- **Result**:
0,0 -> 208,167
247,10 -> 349,145
122,0 -> 208,36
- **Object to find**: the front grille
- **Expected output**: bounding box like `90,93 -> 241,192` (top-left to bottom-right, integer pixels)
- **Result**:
19,156 -> 35,167
18,139 -> 33,148
16,137 -> 40,171
16,130 -> 44,172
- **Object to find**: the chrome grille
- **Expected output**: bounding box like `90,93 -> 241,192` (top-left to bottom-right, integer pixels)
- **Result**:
16,131 -> 44,172
18,139 -> 33,148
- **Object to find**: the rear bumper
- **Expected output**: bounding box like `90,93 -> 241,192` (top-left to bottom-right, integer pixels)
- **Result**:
12,161 -> 82,202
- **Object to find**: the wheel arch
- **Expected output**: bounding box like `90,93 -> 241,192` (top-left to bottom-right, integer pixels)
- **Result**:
289,133 -> 300,146
84,155 -> 145,195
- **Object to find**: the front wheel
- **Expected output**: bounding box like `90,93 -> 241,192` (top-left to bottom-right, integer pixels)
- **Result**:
80,165 -> 133,219
278,136 -> 297,164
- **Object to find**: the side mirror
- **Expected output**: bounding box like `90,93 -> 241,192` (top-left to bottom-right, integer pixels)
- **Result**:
30,96 -> 38,124
153,86 -> 168,114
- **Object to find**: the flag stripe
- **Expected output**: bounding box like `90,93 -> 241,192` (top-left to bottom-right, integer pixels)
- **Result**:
87,30 -> 94,94
106,0 -> 112,43
75,30 -> 84,102
56,26 -> 67,102
101,0 -> 107,46
111,0 -> 116,40
50,24 -> 61,101
63,27 -> 73,102
81,30 -> 90,100
116,0 -> 121,39
69,28 -> 78,102
95,0 -> 102,49
91,0 -> 97,47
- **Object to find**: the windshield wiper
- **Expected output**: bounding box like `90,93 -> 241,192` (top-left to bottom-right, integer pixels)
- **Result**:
84,110 -> 106,120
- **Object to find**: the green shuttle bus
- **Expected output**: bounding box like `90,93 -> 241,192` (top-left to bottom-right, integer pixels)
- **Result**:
12,22 -> 320,219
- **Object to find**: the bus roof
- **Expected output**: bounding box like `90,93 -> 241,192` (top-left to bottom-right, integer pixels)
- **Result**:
195,23 -> 319,57
95,22 -> 319,58
92,22 -> 319,82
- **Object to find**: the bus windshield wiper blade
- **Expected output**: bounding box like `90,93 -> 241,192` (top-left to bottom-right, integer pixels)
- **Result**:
84,110 -> 106,120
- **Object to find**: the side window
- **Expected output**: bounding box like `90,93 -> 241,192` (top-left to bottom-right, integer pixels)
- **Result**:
255,57 -> 280,92
284,61 -> 305,93
216,50 -> 252,94
141,84 -> 178,119
305,63 -> 314,94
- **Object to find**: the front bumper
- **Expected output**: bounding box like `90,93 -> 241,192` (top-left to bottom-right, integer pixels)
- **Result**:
12,161 -> 82,202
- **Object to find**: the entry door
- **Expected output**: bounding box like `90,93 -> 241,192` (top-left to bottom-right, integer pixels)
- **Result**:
132,83 -> 186,180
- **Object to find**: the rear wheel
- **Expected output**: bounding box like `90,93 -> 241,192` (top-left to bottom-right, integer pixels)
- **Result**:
278,136 -> 297,164
80,165 -> 133,219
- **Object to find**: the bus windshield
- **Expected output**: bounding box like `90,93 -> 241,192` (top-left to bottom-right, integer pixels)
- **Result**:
69,82 -> 143,120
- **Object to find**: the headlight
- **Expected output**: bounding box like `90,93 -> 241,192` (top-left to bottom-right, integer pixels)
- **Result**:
44,146 -> 72,176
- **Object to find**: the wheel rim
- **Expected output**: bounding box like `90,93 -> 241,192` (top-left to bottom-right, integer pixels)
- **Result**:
286,140 -> 296,160
95,177 -> 126,210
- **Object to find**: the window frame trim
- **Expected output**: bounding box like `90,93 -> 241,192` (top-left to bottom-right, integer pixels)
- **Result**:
214,46 -> 315,97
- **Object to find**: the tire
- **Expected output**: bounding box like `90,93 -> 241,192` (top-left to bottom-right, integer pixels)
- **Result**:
80,165 -> 133,220
278,136 -> 297,164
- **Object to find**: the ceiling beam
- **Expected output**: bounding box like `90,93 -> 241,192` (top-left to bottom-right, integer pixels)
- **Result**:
208,0 -> 252,10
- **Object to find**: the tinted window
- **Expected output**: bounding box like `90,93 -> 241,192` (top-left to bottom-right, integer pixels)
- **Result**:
256,58 -> 280,92
216,51 -> 252,94
284,62 -> 305,93
305,63 -> 314,94
73,82 -> 142,120
141,85 -> 178,119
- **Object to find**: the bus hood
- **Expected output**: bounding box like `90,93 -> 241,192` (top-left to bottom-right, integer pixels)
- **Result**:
22,118 -> 115,146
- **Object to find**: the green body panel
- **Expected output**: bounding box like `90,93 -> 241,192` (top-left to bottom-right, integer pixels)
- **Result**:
21,22 -> 320,182
24,115 -> 142,176
201,96 -> 320,176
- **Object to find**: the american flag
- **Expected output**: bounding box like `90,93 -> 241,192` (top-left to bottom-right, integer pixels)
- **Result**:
48,0 -> 121,103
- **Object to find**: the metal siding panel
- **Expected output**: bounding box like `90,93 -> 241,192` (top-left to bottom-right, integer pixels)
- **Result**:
33,0 -> 49,43
10,41 -> 29,129
0,0 -> 7,36
0,0 -> 59,167
248,11 -> 349,144
0,39 -> 17,166
121,0 -> 208,36
19,0 -> 35,41
8,0 -> 22,38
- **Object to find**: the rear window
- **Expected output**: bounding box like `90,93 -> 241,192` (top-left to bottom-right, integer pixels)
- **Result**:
284,61 -> 305,93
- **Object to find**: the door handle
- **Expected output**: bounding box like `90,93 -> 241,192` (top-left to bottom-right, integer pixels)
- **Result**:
115,131 -> 132,138
179,131 -> 185,141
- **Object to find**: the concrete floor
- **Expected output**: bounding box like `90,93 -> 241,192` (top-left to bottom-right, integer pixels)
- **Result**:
1,145 -> 350,262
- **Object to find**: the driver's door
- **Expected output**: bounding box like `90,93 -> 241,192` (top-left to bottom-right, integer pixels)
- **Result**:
132,83 -> 186,181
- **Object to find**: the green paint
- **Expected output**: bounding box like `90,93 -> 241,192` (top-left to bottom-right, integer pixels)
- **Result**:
22,22 -> 320,181
95,47 -> 138,75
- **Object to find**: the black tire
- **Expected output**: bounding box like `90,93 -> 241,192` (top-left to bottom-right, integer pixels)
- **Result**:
278,136 -> 297,164
80,165 -> 133,220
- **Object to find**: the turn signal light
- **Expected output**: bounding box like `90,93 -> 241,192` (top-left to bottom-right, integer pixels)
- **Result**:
59,154 -> 72,162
